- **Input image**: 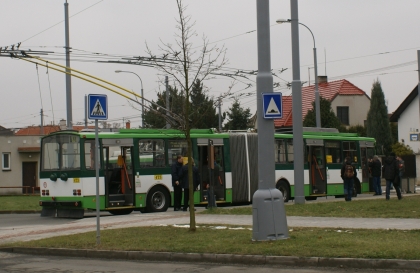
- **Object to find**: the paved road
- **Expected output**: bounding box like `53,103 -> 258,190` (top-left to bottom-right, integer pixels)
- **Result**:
1,252 -> 418,273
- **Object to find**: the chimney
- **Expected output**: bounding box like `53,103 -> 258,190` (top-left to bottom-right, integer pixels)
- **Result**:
318,76 -> 328,84
59,119 -> 67,130
126,121 -> 131,129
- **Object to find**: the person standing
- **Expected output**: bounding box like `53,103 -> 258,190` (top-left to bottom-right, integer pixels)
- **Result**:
382,152 -> 402,200
341,156 -> 357,201
180,158 -> 200,211
171,155 -> 184,211
369,155 -> 382,195
396,156 -> 405,192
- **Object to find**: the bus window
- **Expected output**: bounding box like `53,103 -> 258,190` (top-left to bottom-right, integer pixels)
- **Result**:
275,140 -> 286,163
84,140 -> 95,169
41,134 -> 80,170
343,141 -> 358,163
168,140 -> 188,163
325,141 -> 341,164
286,139 -> 294,163
139,139 -> 165,168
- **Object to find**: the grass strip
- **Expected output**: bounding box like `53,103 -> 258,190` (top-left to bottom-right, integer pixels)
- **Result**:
201,195 -> 420,218
4,225 -> 420,260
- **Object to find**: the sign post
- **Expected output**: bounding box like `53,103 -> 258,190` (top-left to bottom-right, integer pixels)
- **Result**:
88,94 -> 108,245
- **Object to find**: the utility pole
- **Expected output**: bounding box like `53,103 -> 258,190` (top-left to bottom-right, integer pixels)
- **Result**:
165,76 -> 170,129
84,95 -> 88,129
218,97 -> 222,132
252,0 -> 288,241
64,0 -> 73,129
40,109 -> 44,135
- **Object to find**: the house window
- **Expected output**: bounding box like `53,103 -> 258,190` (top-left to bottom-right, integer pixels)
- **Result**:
2,153 -> 11,170
337,106 -> 349,125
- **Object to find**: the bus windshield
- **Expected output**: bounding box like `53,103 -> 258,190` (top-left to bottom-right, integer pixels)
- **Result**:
42,134 -> 81,171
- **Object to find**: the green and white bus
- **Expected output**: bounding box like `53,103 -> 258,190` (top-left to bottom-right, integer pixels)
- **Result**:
39,128 -> 375,218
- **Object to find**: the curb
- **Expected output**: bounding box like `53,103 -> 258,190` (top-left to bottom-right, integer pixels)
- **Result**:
1,247 -> 419,271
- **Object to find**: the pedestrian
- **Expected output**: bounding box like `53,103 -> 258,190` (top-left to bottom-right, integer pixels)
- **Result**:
382,152 -> 402,200
180,158 -> 200,211
368,155 -> 382,195
171,155 -> 184,211
341,156 -> 357,201
394,155 -> 405,192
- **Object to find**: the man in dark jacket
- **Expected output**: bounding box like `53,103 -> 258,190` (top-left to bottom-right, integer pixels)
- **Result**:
341,156 -> 357,201
368,155 -> 382,195
171,155 -> 184,211
382,152 -> 402,200
180,158 -> 200,211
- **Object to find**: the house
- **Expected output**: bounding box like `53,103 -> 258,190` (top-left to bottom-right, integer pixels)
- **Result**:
0,122 -> 95,195
389,85 -> 420,153
274,77 -> 371,130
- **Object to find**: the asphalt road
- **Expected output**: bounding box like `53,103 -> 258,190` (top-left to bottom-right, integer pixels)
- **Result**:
1,252 -> 418,273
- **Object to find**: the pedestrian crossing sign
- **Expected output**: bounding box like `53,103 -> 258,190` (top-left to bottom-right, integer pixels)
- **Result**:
262,92 -> 282,119
88,94 -> 108,120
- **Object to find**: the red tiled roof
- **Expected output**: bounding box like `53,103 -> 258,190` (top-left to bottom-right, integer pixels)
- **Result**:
274,79 -> 367,128
15,125 -> 95,136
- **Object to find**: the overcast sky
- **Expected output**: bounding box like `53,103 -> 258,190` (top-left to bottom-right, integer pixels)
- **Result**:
1,0 -> 420,129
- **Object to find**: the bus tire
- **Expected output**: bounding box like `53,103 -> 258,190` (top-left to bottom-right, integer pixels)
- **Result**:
109,208 -> 134,215
147,186 -> 170,213
276,180 -> 290,203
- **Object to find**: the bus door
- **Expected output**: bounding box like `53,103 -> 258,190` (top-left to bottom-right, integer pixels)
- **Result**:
197,138 -> 225,203
102,139 -> 134,207
306,139 -> 326,195
359,141 -> 375,192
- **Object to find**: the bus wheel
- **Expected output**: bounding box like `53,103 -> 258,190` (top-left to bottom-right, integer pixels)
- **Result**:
147,186 -> 170,212
109,209 -> 134,215
276,180 -> 290,203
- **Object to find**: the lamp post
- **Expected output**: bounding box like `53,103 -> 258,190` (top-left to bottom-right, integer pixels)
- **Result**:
115,70 -> 144,127
276,19 -> 321,128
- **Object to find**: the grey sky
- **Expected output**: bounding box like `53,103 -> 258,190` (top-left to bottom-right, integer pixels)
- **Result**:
1,0 -> 419,129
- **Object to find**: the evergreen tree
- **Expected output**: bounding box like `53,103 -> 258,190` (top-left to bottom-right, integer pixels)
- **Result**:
143,85 -> 184,128
303,97 -> 341,129
223,98 -> 252,130
190,79 -> 220,129
366,80 -> 392,155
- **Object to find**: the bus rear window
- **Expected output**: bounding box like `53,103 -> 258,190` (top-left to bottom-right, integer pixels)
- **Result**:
42,134 -> 81,171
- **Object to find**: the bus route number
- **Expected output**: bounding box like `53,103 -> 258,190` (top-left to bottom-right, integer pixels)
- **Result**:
154,174 -> 162,180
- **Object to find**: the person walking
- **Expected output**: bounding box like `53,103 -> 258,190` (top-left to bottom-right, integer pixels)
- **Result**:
382,152 -> 402,200
171,155 -> 184,211
369,155 -> 382,195
180,158 -> 200,211
341,156 -> 357,201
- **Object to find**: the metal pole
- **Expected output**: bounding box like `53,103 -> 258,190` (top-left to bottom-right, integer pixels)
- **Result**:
417,50 -> 420,139
290,0 -> 305,204
253,0 -> 288,241
84,95 -> 88,129
218,97 -> 222,132
95,119 -> 100,245
166,76 -> 170,129
40,109 -> 44,135
64,0 -> 73,129
313,47 -> 321,128
141,86 -> 144,128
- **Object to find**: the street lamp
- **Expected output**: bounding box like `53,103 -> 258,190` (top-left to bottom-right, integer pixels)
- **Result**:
115,70 -> 145,127
276,19 -> 321,128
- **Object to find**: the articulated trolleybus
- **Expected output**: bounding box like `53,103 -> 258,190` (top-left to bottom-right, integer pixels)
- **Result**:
39,128 -> 375,218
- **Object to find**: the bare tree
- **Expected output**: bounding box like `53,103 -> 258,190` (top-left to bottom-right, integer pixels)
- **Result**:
146,0 -> 227,231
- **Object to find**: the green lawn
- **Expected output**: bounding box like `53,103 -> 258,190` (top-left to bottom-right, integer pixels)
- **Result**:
4,225 -> 420,260
0,196 -> 41,211
201,195 -> 420,218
